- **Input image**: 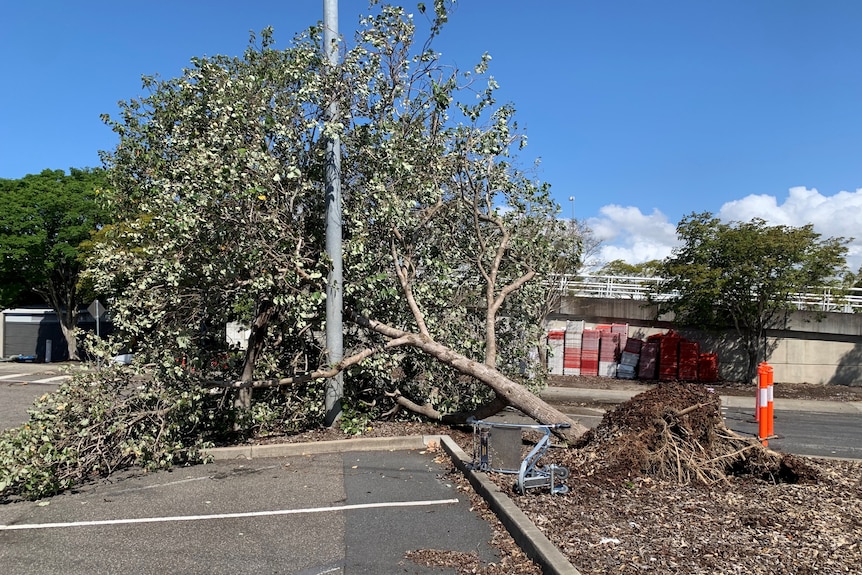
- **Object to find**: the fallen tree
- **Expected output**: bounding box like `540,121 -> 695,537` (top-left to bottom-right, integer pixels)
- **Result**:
203,311 -> 588,441
351,314 -> 588,439
90,4 -> 583,438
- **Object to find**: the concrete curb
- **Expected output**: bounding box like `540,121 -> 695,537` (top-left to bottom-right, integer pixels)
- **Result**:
206,435 -> 430,460
206,435 -> 581,575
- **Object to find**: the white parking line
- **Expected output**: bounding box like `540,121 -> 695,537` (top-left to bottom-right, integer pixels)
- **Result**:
0,498 -> 460,531
0,372 -> 28,380
32,376 -> 69,384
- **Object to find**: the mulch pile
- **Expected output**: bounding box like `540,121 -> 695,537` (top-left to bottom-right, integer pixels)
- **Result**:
568,381 -> 818,485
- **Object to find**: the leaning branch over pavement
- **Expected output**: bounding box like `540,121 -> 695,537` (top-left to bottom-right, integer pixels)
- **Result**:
204,310 -> 588,441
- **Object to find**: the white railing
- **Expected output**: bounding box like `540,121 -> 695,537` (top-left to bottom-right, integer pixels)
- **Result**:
548,274 -> 862,313
788,288 -> 862,313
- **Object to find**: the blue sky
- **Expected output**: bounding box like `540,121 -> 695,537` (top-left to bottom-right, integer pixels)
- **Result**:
2,1 -> 861,270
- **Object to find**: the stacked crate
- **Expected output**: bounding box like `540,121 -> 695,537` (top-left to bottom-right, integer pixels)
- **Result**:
617,338 -> 643,379
546,324 -> 566,376
580,329 -> 600,376
548,324 -> 720,382
698,353 -> 719,382
658,332 -> 680,381
678,340 -> 700,381
599,332 -> 620,377
638,341 -> 659,379
611,323 -> 629,354
563,320 -> 585,376
628,330 -> 720,382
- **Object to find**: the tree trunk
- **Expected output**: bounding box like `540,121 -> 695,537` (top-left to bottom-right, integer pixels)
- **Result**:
424,342 -> 588,441
744,337 -> 759,383
235,300 -> 276,411
58,315 -> 79,361
353,314 -> 589,441
42,280 -> 80,361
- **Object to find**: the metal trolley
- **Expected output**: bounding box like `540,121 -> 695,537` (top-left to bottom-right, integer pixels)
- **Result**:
468,417 -> 570,495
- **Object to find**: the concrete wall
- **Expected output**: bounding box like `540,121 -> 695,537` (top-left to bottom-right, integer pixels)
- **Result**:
550,296 -> 862,386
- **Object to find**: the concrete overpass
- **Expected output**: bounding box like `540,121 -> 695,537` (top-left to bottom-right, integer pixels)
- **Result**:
548,287 -> 862,385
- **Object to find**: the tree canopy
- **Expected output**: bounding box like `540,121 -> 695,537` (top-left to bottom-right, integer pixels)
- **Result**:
0,168 -> 109,360
598,259 -> 663,277
88,5 -> 582,436
655,212 -> 849,381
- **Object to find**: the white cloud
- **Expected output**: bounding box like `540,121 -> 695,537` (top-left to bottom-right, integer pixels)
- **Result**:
719,187 -> 862,272
586,187 -> 862,274
584,205 -> 678,269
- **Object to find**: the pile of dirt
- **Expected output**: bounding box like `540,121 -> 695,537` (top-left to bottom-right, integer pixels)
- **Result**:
568,382 -> 818,485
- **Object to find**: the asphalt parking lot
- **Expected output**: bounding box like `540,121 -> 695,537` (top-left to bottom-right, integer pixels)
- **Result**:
0,361 -> 75,429
0,362 -> 512,574
0,449 -> 500,575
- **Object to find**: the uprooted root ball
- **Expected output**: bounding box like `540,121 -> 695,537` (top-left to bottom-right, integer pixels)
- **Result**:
567,382 -> 818,485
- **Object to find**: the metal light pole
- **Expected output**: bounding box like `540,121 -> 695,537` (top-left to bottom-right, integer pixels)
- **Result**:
323,0 -> 344,427
569,196 -> 578,270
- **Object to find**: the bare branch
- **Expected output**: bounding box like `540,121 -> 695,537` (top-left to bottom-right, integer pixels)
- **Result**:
210,345 -> 382,389
386,389 -> 443,420
207,326 -> 418,390
390,237 -> 431,336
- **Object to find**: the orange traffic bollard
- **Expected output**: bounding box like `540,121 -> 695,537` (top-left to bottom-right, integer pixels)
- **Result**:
755,371 -> 761,423
766,363 -> 774,438
755,361 -> 773,446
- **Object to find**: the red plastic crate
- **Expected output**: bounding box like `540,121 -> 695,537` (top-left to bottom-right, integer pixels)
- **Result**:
599,332 -> 620,362
623,338 -> 643,354
678,341 -> 700,381
563,330 -> 582,374
658,334 -> 680,381
638,342 -> 659,380
698,353 -> 719,383
580,329 -> 600,376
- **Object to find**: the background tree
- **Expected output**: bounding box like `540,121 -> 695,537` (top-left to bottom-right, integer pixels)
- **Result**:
0,169 -> 108,360
655,212 -> 849,381
571,220 -> 604,272
598,259 -> 662,277
90,5 -> 586,438
844,265 -> 862,289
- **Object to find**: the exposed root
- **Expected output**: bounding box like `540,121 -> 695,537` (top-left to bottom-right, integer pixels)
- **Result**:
569,382 -> 818,485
